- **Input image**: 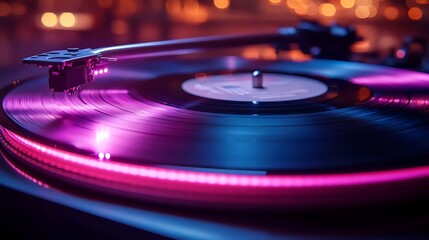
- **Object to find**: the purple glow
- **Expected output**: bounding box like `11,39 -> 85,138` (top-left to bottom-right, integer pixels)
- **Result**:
105,153 -> 111,159
1,88 -> 169,165
98,152 -> 105,160
104,68 -> 108,73
352,69 -> 429,87
94,70 -> 99,75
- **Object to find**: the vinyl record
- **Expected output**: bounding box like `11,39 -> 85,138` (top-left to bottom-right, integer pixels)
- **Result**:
1,57 -> 429,207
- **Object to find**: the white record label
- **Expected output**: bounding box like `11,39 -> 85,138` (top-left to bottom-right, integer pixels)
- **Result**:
182,73 -> 328,102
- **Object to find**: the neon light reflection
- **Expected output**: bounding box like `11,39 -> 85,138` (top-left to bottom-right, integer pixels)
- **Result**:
2,127 -> 428,206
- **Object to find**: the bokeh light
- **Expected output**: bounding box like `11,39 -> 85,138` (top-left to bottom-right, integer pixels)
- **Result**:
0,2 -> 11,17
268,0 -> 282,6
214,0 -> 230,9
319,3 -> 336,17
396,49 -> 406,59
416,0 -> 429,4
384,6 -> 398,20
59,12 -> 76,28
408,7 -> 423,20
294,4 -> 308,15
355,6 -> 370,19
307,4 -> 318,16
352,39 -> 371,53
242,46 -> 277,60
286,0 -> 299,9
369,5 -> 377,17
181,0 -> 209,24
41,12 -> 57,27
340,0 -> 355,9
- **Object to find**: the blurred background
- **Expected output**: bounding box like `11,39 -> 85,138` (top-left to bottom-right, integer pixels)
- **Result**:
0,0 -> 428,75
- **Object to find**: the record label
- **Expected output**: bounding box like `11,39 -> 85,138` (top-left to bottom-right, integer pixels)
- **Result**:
182,73 -> 328,102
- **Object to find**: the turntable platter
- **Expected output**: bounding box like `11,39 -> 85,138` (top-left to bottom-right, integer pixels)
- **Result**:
2,57 -> 429,174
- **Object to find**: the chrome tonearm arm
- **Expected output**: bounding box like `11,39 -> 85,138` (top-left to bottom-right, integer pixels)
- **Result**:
22,22 -> 359,92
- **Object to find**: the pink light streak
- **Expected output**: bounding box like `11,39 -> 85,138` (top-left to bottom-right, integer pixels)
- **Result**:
1,143 -> 49,188
372,96 -> 429,110
2,127 -> 428,206
352,70 -> 429,87
3,127 -> 429,186
3,156 -> 49,188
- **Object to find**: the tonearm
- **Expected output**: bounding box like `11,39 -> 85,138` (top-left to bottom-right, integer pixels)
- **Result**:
23,21 -> 359,92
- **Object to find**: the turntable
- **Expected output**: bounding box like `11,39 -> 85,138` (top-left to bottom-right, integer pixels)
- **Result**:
1,20 -> 429,239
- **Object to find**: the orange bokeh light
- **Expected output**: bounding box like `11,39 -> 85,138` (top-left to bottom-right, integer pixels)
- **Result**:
408,7 -> 423,20
319,3 -> 336,17
340,0 -> 355,9
355,6 -> 370,19
59,12 -> 76,28
384,6 -> 398,20
268,0 -> 282,6
416,0 -> 429,4
214,0 -> 230,9
41,12 -> 57,27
